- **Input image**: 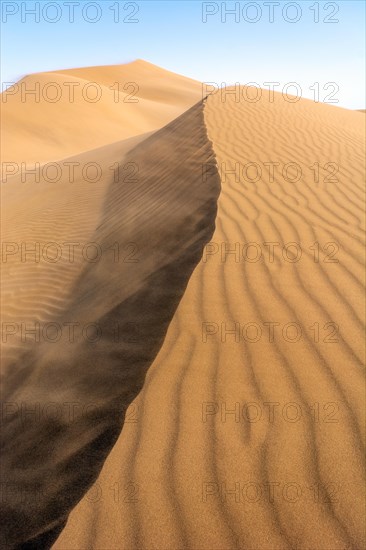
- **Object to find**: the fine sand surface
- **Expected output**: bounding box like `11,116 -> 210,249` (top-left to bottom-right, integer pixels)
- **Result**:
1,62 -> 365,549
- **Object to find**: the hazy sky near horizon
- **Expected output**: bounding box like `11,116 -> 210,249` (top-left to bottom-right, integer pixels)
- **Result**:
1,0 -> 365,109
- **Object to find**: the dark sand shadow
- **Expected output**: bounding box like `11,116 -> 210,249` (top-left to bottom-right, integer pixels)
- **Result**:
1,101 -> 220,548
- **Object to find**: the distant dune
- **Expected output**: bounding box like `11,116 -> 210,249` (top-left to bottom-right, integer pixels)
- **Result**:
1,61 -> 365,549
1,60 -> 202,165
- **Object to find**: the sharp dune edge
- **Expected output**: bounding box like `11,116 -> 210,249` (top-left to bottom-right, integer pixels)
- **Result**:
1,61 -> 365,549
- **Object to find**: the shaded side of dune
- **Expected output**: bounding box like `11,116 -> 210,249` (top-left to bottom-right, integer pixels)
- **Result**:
0,101 -> 221,548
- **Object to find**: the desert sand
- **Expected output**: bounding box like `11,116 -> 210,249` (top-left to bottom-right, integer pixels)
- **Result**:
1,61 -> 365,549
1,59 -> 202,166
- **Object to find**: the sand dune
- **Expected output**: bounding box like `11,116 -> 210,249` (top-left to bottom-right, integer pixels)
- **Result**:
56,59 -> 203,105
1,60 -> 202,166
1,62 -> 365,550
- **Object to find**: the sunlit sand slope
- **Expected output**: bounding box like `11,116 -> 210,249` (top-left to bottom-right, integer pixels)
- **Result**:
54,90 -> 365,549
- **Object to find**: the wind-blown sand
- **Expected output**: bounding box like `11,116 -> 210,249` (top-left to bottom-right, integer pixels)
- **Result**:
1,60 -> 202,372
1,62 -> 365,549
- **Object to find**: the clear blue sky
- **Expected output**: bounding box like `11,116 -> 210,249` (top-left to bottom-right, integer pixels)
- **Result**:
1,0 -> 365,109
